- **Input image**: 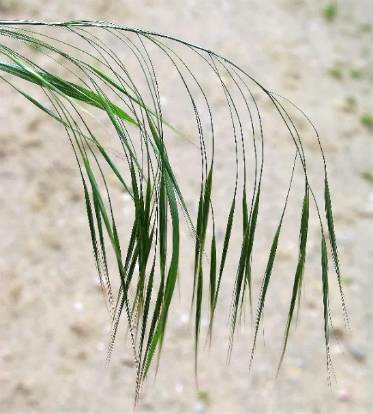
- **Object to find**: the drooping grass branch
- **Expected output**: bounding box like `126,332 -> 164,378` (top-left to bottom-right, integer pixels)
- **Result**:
0,20 -> 348,400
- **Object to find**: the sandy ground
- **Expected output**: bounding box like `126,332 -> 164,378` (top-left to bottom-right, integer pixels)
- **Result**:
0,1 -> 372,413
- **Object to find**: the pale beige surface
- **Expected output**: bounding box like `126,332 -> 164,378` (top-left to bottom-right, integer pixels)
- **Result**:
0,1 -> 372,413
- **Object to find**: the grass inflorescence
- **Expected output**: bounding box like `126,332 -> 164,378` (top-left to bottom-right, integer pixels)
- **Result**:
0,19 -> 348,402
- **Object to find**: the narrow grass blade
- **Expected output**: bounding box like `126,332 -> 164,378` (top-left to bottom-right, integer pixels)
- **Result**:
277,185 -> 309,373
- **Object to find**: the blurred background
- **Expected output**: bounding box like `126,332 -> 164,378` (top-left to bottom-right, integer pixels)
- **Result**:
0,1 -> 372,413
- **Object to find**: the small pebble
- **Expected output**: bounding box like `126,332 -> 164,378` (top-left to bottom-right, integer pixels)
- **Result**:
120,357 -> 135,367
337,388 -> 351,402
27,118 -> 41,132
347,346 -> 366,362
74,302 -> 84,312
332,344 -> 344,355
194,401 -> 206,414
70,323 -> 88,337
93,276 -> 101,287
122,193 -> 132,203
14,381 -> 33,396
75,350 -> 88,360
177,312 -> 189,326
331,325 -> 345,340
160,96 -> 168,106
